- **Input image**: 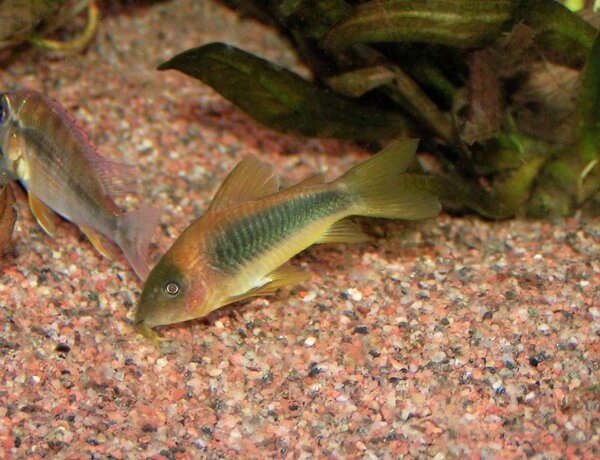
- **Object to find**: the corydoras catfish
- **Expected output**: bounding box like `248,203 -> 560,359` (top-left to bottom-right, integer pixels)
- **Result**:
135,139 -> 441,339
0,89 -> 159,279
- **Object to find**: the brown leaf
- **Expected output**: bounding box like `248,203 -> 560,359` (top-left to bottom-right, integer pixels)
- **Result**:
512,62 -> 580,143
463,49 -> 502,143
0,184 -> 17,254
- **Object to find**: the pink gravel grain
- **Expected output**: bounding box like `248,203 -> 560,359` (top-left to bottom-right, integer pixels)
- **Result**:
0,1 -> 598,458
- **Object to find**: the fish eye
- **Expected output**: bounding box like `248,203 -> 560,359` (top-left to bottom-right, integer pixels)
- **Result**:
164,281 -> 180,296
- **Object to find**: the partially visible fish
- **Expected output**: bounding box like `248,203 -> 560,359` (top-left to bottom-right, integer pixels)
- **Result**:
0,89 -> 159,278
0,184 -> 16,254
135,139 -> 441,340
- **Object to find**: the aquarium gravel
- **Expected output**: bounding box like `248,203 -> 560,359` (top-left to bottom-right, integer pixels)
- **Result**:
0,1 -> 598,457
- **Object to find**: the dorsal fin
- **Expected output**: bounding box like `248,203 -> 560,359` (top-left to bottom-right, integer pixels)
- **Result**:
94,158 -> 140,196
207,156 -> 279,212
286,173 -> 326,191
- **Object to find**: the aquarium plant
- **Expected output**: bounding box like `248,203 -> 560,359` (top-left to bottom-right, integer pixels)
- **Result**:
159,0 -> 600,218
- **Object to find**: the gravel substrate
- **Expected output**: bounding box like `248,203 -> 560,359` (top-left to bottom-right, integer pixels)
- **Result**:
0,1 -> 598,458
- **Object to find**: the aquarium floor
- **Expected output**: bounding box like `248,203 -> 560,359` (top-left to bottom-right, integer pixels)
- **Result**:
0,1 -> 598,458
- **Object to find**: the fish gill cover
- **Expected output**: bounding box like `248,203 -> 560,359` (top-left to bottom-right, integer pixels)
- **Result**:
159,0 -> 600,218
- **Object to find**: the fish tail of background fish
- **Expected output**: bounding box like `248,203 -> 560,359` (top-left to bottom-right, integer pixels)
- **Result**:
336,139 -> 441,220
115,206 -> 160,279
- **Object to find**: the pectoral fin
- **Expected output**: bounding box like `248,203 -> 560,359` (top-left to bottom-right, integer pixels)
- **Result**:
316,218 -> 370,244
28,193 -> 58,236
225,264 -> 310,304
134,321 -> 171,350
79,224 -> 120,259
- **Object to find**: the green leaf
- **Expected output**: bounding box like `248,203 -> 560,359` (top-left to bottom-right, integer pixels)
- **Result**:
401,56 -> 458,109
379,65 -> 453,141
158,43 -> 410,142
574,31 -> 600,206
520,0 -> 598,67
326,66 -> 396,97
326,62 -> 454,141
272,0 -> 351,39
219,1 -> 279,27
491,155 -> 547,217
577,31 -> 600,163
324,0 -> 520,50
527,181 -> 573,217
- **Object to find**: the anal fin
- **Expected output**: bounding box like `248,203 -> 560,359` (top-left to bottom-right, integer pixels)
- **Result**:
225,264 -> 310,304
28,193 -> 58,236
316,218 -> 370,244
79,224 -> 120,259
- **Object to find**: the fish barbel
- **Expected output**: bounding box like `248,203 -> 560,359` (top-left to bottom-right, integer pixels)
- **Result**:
135,139 -> 441,339
0,89 -> 159,278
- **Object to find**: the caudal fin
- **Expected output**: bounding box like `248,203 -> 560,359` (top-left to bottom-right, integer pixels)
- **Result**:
118,206 -> 160,279
338,139 -> 441,220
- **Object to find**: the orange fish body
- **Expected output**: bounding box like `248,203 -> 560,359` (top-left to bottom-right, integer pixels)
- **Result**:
0,89 -> 158,278
135,140 -> 441,338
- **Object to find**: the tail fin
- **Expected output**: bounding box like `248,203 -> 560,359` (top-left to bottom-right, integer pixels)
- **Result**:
118,206 -> 160,279
338,139 -> 441,220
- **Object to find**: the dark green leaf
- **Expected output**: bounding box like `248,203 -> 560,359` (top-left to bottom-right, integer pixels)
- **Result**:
324,0 -> 520,50
271,0 -> 351,39
490,155 -> 547,217
520,0 -> 598,67
380,65 -> 453,141
158,42 -> 409,141
528,180 -> 573,217
220,1 -> 280,27
574,31 -> 600,207
401,57 -> 458,109
577,31 -> 600,164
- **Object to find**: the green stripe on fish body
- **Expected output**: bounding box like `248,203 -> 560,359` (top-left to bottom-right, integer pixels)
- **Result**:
210,188 -> 348,274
